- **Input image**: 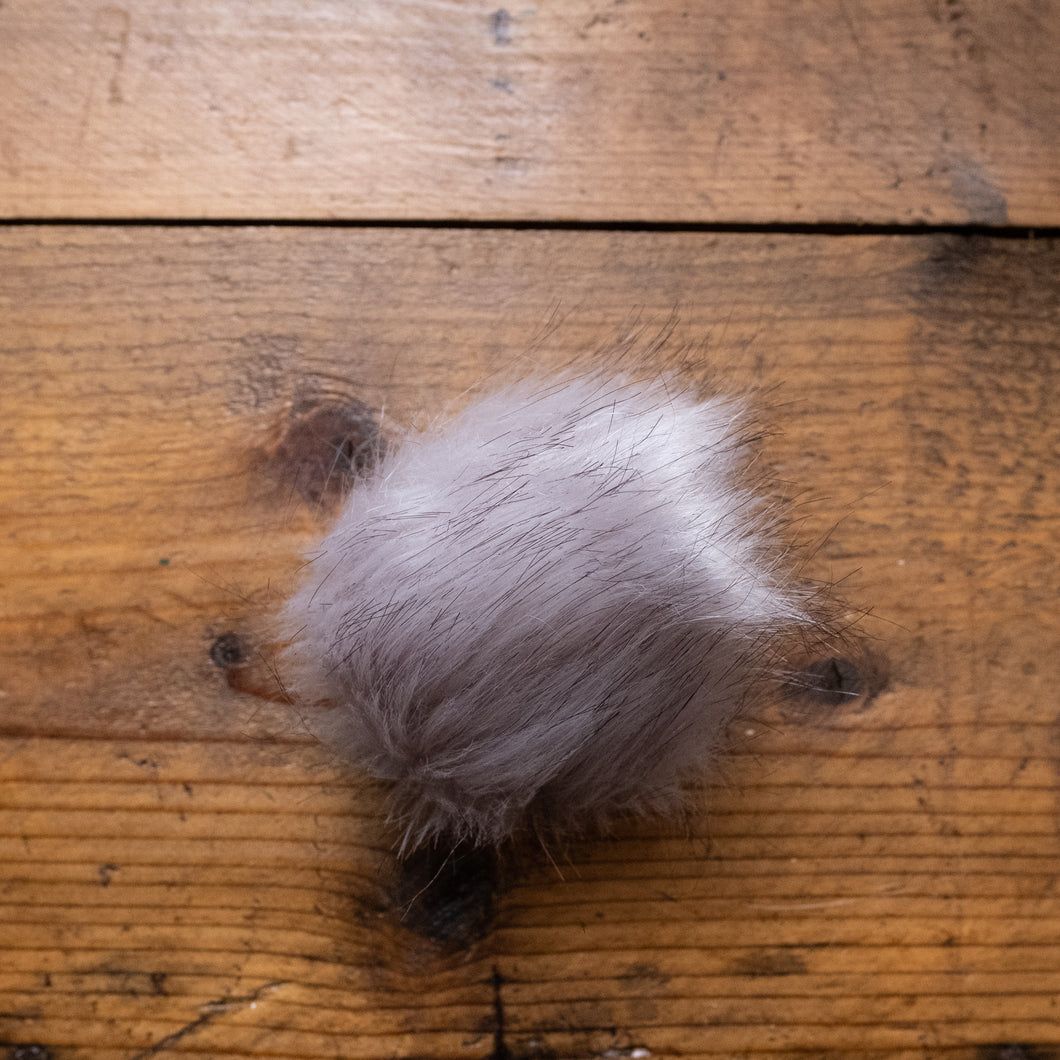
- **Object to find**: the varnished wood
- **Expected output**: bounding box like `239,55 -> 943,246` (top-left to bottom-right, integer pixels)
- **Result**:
1,229 -> 1057,1057
0,1 -> 1057,224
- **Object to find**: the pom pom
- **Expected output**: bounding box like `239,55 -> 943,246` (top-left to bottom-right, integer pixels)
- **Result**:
280,373 -> 817,849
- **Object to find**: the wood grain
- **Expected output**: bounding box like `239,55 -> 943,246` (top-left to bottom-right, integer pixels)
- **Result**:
1,0 -> 1057,224
1,228 -> 1057,1057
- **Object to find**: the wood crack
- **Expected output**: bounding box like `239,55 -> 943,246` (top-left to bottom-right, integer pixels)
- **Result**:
126,981 -> 286,1060
490,966 -> 512,1060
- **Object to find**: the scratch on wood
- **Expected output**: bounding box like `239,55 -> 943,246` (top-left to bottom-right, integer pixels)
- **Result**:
126,981 -> 285,1060
835,0 -> 903,188
96,7 -> 131,104
77,7 -> 131,145
0,136 -> 19,179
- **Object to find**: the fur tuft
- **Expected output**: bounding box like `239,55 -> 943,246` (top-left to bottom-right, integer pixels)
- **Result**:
280,373 -> 817,849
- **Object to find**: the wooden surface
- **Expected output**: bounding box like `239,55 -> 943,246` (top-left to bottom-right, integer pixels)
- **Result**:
2,0 -> 1060,1057
0,0 -> 1058,223
1,229 -> 1058,1058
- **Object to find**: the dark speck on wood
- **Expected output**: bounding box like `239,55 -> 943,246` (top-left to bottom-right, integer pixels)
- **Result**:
977,1046 -> 1058,1060
490,9 -> 511,45
8,1047 -> 55,1060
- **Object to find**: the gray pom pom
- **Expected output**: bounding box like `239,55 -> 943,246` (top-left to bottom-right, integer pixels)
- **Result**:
280,373 -> 816,849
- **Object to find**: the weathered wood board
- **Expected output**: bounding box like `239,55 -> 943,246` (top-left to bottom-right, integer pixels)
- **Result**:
1,228 -> 1057,1057
1,1 -> 1057,224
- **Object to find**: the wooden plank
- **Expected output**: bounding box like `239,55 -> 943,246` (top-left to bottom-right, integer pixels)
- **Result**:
0,1 -> 1057,224
1,227 -> 1058,1058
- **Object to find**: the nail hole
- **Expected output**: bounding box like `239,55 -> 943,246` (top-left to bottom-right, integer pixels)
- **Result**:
210,632 -> 248,669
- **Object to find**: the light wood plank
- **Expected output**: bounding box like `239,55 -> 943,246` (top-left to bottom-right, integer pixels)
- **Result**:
1,1 -> 1057,223
1,228 -> 1058,1057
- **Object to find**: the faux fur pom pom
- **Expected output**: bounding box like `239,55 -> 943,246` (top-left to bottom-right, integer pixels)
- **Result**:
281,373 -> 817,850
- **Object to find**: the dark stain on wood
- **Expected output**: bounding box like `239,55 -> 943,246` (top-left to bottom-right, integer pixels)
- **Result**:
4,1047 -> 54,1060
946,155 -> 1008,225
395,842 -> 500,946
728,948 -> 810,977
977,1046 -> 1059,1060
264,399 -> 385,509
792,656 -> 864,705
783,648 -> 890,714
618,962 -> 671,988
